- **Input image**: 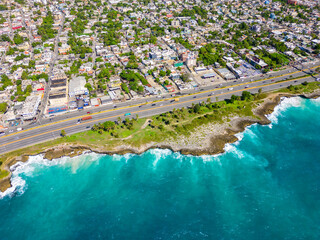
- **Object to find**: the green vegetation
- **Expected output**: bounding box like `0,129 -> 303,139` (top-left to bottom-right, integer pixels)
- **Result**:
198,43 -> 226,67
37,11 -> 57,42
0,102 -> 7,113
13,34 -> 27,45
1,82 -> 320,182
0,34 -> 12,43
60,130 -> 67,137
0,74 -> 13,90
67,36 -> 92,54
120,70 -> 148,92
0,5 -> 8,11
280,82 -> 320,94
70,17 -> 88,35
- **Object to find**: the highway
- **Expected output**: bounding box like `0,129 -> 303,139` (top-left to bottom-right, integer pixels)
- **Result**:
0,69 -> 319,155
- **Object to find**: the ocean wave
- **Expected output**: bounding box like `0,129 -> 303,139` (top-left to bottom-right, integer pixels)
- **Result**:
112,152 -> 135,162
267,97 -> 303,125
0,152 -> 105,199
147,148 -> 172,167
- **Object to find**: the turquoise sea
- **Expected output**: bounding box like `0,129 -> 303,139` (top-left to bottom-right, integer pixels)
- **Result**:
0,97 -> 320,240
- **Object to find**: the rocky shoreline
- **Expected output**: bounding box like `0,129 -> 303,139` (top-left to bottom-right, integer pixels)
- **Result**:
1,91 -> 320,192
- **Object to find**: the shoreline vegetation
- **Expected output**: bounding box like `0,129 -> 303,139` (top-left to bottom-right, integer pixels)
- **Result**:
1,82 -> 320,192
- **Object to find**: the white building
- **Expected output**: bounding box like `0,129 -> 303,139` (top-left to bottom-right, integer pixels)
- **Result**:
68,76 -> 88,97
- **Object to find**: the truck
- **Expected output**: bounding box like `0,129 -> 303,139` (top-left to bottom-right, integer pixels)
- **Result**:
81,116 -> 92,121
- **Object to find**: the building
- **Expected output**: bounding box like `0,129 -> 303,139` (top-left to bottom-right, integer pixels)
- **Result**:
18,95 -> 41,120
172,20 -> 180,27
68,76 -> 88,97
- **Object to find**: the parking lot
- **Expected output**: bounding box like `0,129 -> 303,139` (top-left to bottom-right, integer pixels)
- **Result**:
191,69 -> 226,87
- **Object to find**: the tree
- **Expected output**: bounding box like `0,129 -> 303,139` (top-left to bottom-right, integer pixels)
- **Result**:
85,83 -> 93,91
230,94 -> 239,103
159,70 -> 166,77
193,104 -> 201,113
103,121 -> 115,131
137,85 -> 144,93
181,73 -> 190,82
21,71 -> 28,80
60,130 -> 66,137
0,102 -> 7,113
241,91 -> 252,101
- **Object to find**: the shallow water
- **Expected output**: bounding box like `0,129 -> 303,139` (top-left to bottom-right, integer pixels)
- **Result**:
0,97 -> 320,240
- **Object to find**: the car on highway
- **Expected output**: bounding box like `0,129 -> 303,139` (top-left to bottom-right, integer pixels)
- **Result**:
151,103 -> 156,106
77,120 -> 81,124
193,96 -> 197,98
271,80 -> 275,82
9,130 -> 13,133
245,85 -> 249,88
228,88 -> 233,91
17,127 -> 23,131
0,132 -> 5,136
124,113 -> 131,116
113,105 -> 117,108
86,126 -> 91,129
87,111 -> 91,114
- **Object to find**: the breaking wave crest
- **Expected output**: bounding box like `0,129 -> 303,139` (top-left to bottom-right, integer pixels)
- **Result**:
267,97 -> 303,125
0,152 -> 104,199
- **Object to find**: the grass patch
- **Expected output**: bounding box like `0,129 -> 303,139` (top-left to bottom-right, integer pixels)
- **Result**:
1,82 -> 319,179
276,82 -> 320,94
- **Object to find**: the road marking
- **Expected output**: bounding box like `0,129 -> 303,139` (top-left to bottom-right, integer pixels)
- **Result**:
0,75 -> 316,150
3,64 -> 318,139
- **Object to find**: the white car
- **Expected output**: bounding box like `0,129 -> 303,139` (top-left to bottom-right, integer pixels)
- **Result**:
17,127 -> 23,131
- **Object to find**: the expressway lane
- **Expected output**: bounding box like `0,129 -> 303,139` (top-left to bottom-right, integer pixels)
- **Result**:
0,74 -> 318,155
3,61 -> 319,137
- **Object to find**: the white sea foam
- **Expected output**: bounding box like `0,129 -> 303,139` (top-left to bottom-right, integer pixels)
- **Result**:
267,97 -> 303,125
111,152 -> 135,162
0,152 -> 104,199
224,143 -> 244,159
148,148 -> 172,167
200,155 -> 222,164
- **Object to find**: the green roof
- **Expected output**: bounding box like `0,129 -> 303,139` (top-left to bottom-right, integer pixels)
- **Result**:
174,62 -> 184,67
